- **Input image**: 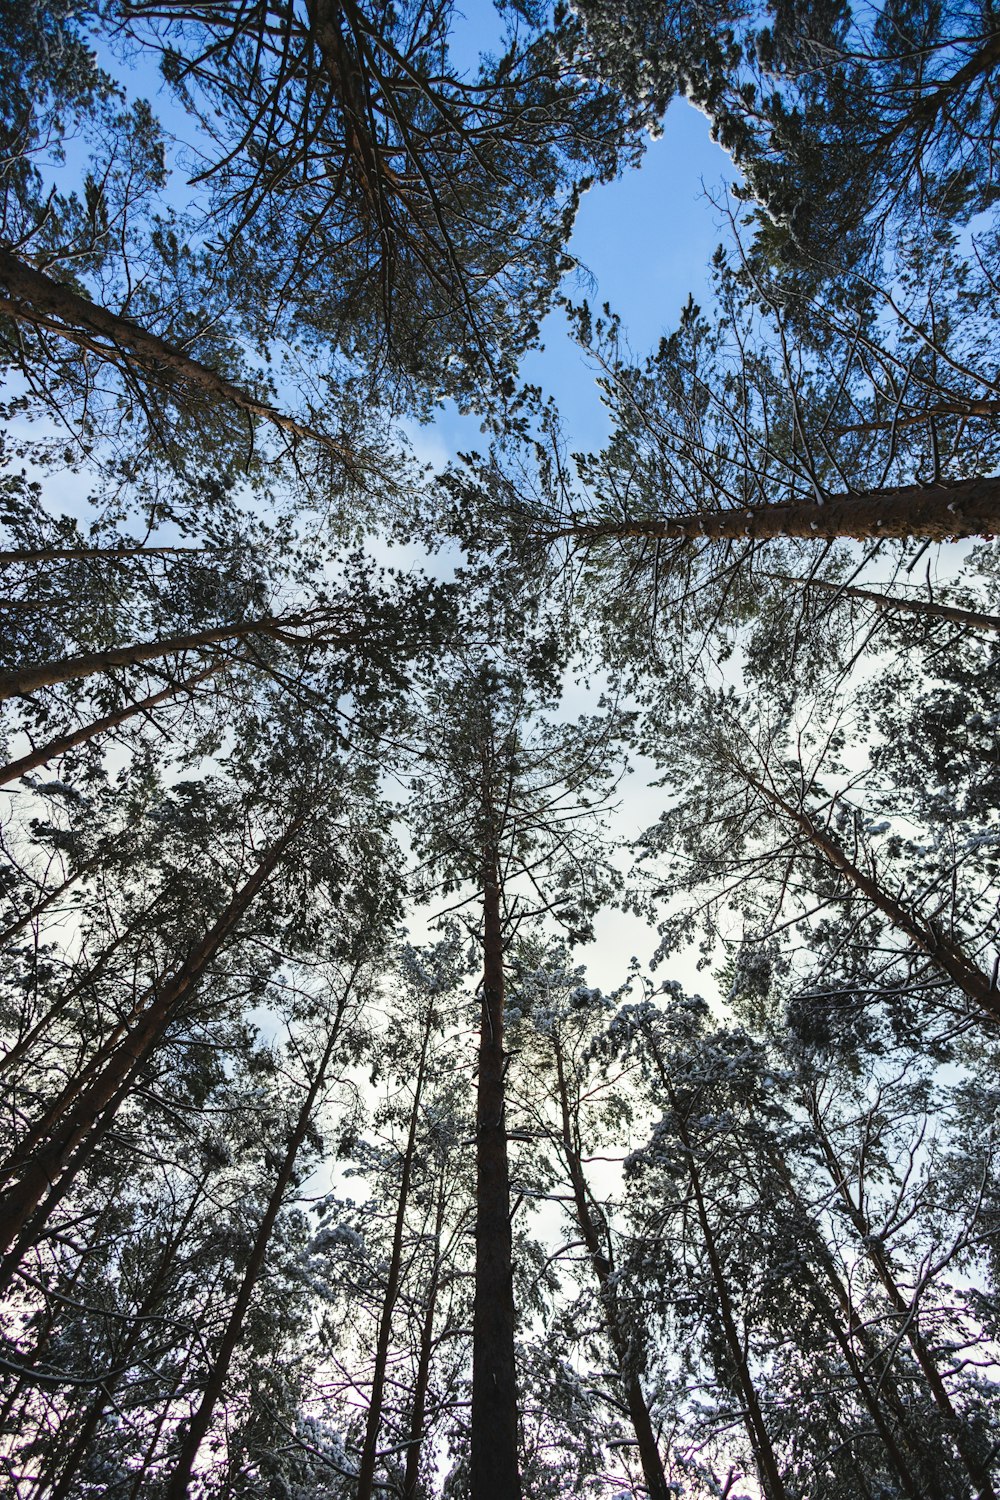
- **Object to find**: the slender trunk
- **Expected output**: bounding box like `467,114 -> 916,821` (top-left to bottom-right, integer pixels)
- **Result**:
0,246 -> 355,464
0,816 -> 307,1284
0,852 -> 101,947
645,1038 -> 787,1500
801,1261 -> 928,1499
0,897 -> 156,1076
808,1092 -> 996,1500
402,1171 -> 448,1500
739,766 -> 1000,1022
0,546 -> 204,564
0,609 -> 349,700
552,476 -> 1000,546
47,1170 -> 211,1500
551,1036 -> 670,1500
356,1005 -> 435,1500
765,573 -> 1000,633
833,398 -> 1000,435
164,999 -> 348,1498
0,664 -> 224,786
765,1151 -> 943,1498
470,846 -> 521,1500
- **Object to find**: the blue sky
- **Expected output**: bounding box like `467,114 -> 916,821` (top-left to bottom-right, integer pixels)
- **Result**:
425,99 -> 738,466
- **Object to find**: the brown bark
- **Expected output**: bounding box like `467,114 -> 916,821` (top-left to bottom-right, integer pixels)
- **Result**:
0,816 -> 307,1286
0,663 -> 224,786
809,1094 -> 996,1500
470,846 -> 521,1500
0,607 -> 353,700
356,1003 -> 435,1500
833,399 -> 1000,435
551,476 -> 1000,546
739,767 -> 1000,1023
765,572 -> 1000,633
551,1034 -> 670,1500
164,997 -> 348,1498
0,246 -> 355,464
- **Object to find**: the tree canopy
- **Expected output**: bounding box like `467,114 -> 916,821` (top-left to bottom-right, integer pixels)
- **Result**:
2,1 -> 1000,1497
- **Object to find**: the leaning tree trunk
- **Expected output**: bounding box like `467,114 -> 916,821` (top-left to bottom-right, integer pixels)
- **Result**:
470,844 -> 521,1500
551,1034 -> 671,1500
0,245 -> 354,463
46,1167 -> 212,1500
164,995 -> 349,1498
738,765 -> 1000,1023
356,1002 -> 435,1500
552,475 -> 1000,546
0,815 -> 307,1287
0,662 -> 224,785
0,851 -> 101,947
764,572 -> 1000,633
764,1150 -> 943,1498
0,894 -> 160,1076
0,608 -> 351,700
807,1094 -> 998,1500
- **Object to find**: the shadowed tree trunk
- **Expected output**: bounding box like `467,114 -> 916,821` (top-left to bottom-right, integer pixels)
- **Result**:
643,1032 -> 788,1500
356,1000 -> 435,1500
807,1093 -> 998,1500
551,476 -> 1000,546
764,572 -> 1000,633
0,852 -> 102,947
402,1165 -> 449,1500
164,991 -> 350,1499
0,815 -> 308,1286
0,245 -> 356,463
0,609 -> 356,700
550,1033 -> 670,1500
470,844 -> 521,1500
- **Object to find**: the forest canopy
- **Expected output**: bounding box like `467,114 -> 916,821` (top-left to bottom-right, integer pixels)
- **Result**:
2,2 -> 1000,1498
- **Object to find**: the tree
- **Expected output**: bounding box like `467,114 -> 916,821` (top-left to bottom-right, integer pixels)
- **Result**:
407,657 -> 621,1499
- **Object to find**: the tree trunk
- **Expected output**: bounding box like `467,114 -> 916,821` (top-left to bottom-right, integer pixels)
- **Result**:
163,995 -> 349,1498
808,1092 -> 997,1500
738,766 -> 1000,1023
0,815 -> 308,1285
0,852 -> 101,947
47,1169 -> 211,1500
0,245 -> 355,464
356,1003 -> 435,1500
764,572 -> 1000,633
0,609 -> 349,700
0,663 -> 224,785
764,1150 -> 943,1498
470,846 -> 521,1500
645,1037 -> 787,1500
402,1169 -> 448,1500
551,1034 -> 670,1500
0,897 -> 156,1076
552,476 -> 1000,546
0,546 -> 204,564
800,1260 -> 928,1499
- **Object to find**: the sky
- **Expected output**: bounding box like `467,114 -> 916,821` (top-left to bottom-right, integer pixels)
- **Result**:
414,100 -> 739,468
